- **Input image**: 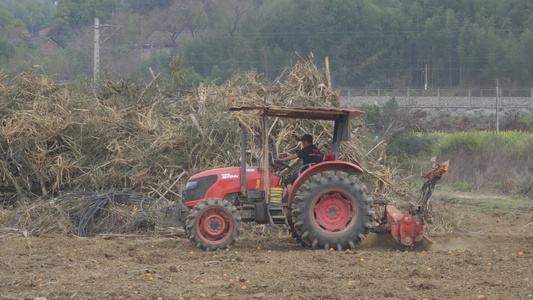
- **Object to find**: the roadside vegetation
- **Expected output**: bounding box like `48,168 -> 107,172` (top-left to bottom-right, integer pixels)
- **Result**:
362,98 -> 533,200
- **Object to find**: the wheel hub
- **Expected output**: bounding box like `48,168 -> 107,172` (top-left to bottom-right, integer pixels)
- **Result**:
203,214 -> 226,237
328,207 -> 338,217
314,193 -> 355,232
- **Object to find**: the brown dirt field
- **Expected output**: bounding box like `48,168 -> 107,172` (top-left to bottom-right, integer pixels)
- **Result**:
1,191 -> 532,300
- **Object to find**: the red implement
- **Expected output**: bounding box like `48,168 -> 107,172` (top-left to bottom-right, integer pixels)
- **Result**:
383,205 -> 426,247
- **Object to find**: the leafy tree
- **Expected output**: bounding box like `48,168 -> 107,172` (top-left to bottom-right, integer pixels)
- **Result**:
55,0 -> 114,27
0,0 -> 56,37
145,0 -> 207,44
519,30 -> 533,83
209,0 -> 256,37
0,36 -> 14,65
42,48 -> 92,81
0,9 -> 26,35
2,0 -> 532,86
167,55 -> 204,89
127,0 -> 174,15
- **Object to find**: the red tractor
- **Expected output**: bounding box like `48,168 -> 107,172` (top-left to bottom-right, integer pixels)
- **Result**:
162,105 -> 448,251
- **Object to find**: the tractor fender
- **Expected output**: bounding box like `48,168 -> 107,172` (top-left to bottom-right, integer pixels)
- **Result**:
288,161 -> 364,207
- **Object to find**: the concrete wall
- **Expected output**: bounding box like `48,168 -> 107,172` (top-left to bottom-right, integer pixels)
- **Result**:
341,96 -> 533,117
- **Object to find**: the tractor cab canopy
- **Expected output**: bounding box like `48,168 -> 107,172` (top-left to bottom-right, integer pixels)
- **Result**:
229,105 -> 365,158
229,105 -> 365,121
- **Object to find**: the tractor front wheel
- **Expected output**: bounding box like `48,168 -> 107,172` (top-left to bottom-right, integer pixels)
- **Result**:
185,198 -> 241,251
291,171 -> 374,250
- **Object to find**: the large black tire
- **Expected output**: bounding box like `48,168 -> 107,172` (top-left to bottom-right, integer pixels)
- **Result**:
286,212 -> 307,246
185,198 -> 241,251
291,171 -> 375,250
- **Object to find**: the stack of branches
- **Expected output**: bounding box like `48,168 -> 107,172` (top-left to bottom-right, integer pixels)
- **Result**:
0,69 -> 189,207
0,70 -> 76,204
0,190 -> 157,238
0,54 -> 413,236
65,189 -> 156,237
0,199 -> 72,238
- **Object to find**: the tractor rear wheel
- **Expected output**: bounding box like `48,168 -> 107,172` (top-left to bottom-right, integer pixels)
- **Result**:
185,198 -> 241,251
291,171 -> 374,250
286,213 -> 306,246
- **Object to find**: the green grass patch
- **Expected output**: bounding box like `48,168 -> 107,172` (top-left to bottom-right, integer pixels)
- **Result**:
429,130 -> 533,159
451,182 -> 471,191
435,184 -> 454,192
438,193 -> 522,213
479,201 -> 515,212
442,196 -> 469,205
511,194 -> 533,202
407,180 -> 423,190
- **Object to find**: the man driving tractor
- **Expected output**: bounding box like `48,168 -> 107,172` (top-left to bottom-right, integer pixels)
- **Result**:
277,134 -> 324,199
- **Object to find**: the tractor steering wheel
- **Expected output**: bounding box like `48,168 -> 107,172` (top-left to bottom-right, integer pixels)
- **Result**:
272,159 -> 292,172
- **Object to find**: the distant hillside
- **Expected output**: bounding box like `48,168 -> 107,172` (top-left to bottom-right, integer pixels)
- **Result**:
1,0 -> 532,88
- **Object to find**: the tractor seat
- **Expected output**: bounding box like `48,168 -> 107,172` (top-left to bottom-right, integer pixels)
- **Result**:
323,152 -> 341,161
297,153 -> 341,175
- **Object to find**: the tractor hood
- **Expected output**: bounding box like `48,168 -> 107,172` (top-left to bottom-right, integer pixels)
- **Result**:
184,167 -> 281,207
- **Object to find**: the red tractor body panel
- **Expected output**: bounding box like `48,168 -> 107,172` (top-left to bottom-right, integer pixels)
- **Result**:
185,167 -> 281,207
288,161 -> 364,207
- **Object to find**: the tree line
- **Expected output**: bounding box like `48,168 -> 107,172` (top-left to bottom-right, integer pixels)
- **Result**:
1,0 -> 532,88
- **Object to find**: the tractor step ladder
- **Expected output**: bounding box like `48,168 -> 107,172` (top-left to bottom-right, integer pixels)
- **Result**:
267,203 -> 287,225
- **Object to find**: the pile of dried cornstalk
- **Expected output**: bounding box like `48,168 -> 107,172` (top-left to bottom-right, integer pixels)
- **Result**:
0,55 -> 413,236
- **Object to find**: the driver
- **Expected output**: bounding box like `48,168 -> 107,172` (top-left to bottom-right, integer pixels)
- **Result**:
277,134 -> 324,200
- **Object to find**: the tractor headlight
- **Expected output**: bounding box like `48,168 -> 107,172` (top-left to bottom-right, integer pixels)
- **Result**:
185,180 -> 198,191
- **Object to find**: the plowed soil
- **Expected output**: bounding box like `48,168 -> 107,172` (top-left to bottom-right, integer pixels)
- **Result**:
1,191 -> 531,300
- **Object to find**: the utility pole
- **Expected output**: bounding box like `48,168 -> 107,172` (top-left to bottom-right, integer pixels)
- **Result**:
93,18 -> 100,84
325,56 -> 332,89
496,79 -> 500,138
93,19 -> 120,85
424,63 -> 428,90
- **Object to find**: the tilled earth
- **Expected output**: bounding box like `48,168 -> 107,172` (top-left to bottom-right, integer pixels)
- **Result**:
0,192 -> 531,300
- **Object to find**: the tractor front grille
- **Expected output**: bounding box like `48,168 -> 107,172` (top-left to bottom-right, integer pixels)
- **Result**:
183,175 -> 217,203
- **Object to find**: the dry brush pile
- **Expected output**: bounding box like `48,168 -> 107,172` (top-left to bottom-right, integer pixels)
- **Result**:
0,56 -> 413,237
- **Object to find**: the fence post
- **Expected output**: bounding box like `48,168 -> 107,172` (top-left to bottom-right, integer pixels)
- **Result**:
378,87 -> 380,97
468,87 -> 471,108
348,89 -> 350,98
500,86 -> 503,108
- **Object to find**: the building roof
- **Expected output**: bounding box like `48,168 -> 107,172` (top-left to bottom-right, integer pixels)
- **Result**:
32,36 -> 62,48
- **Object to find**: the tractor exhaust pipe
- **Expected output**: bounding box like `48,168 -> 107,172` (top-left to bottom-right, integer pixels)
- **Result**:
240,123 -> 246,196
